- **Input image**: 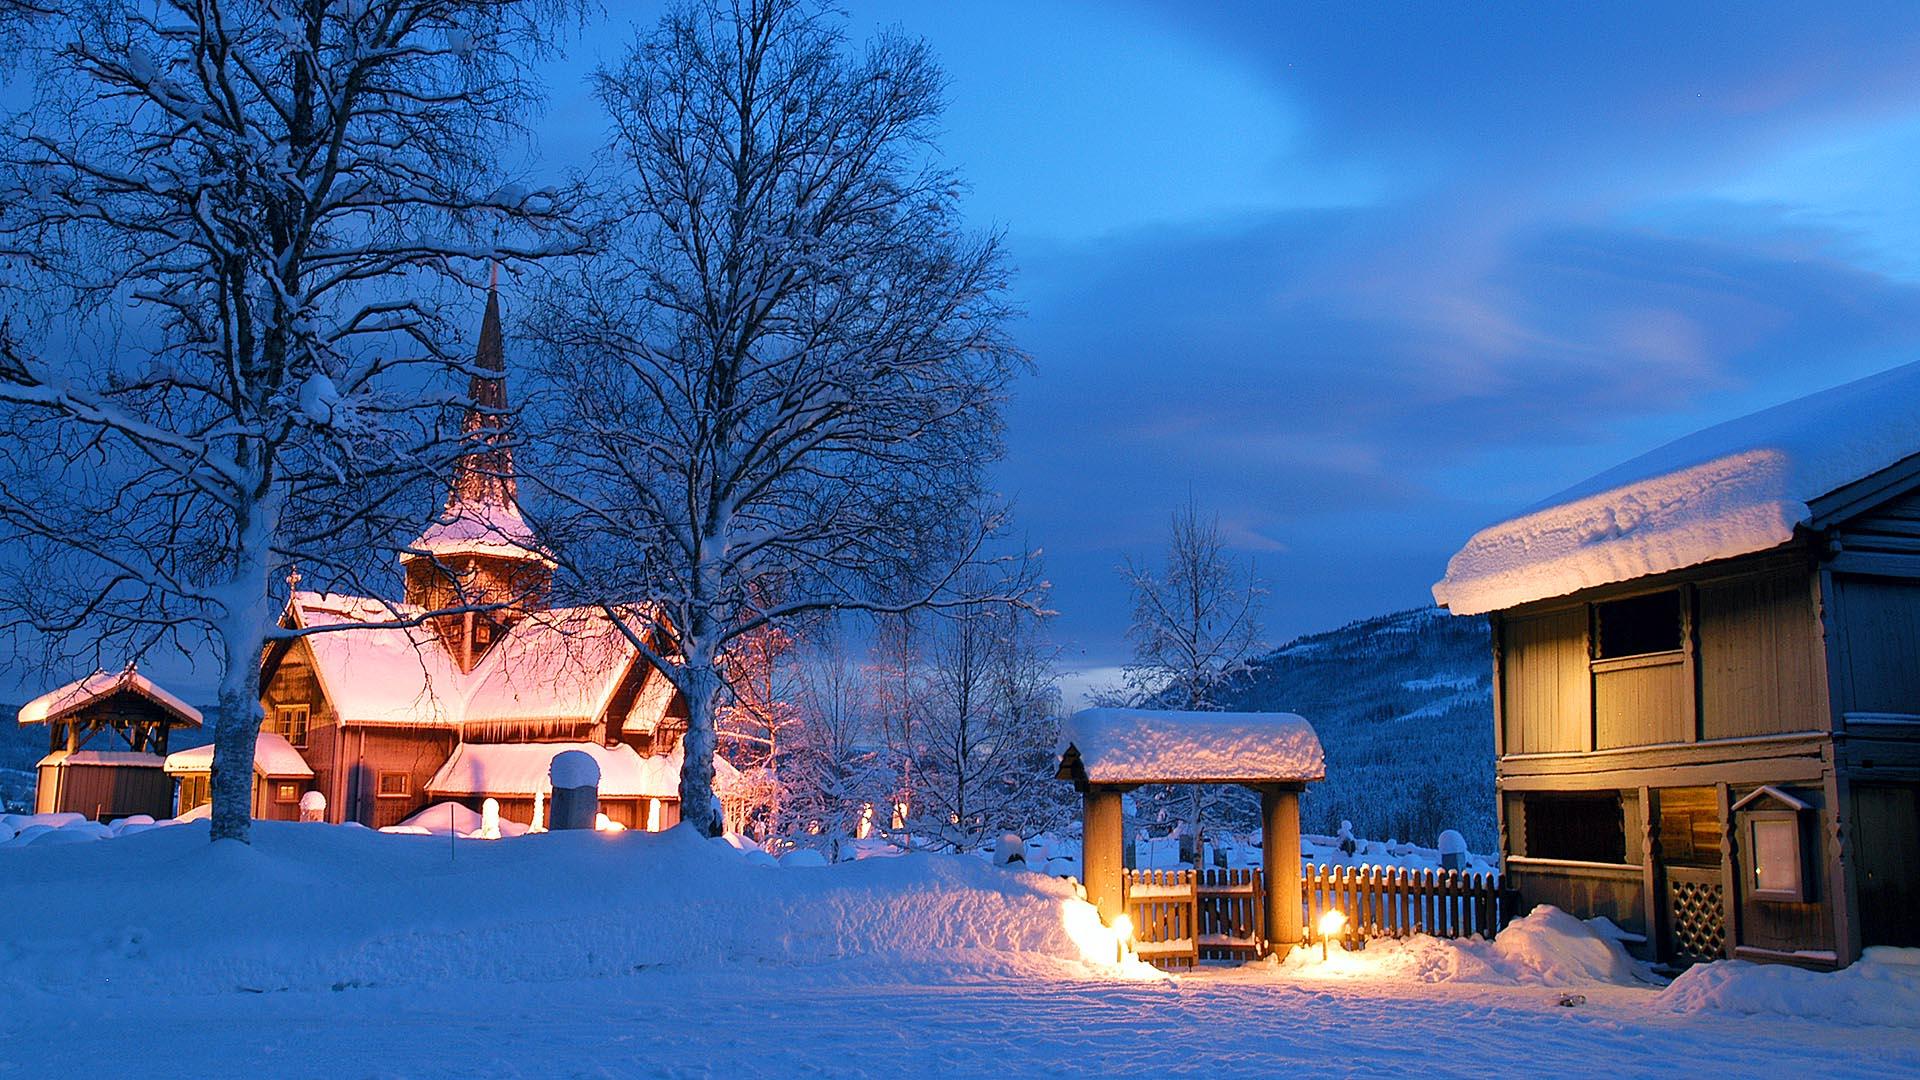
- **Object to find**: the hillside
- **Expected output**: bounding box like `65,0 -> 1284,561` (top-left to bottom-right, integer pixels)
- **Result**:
1220,607 -> 1496,851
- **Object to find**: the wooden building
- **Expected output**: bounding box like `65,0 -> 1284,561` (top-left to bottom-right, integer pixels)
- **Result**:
18,666 -> 202,821
208,287 -> 713,831
164,731 -> 316,821
1435,364 -> 1920,969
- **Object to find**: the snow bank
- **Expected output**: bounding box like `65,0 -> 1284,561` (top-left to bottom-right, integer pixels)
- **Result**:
1660,947 -> 1920,1028
0,821 -> 1146,997
1059,708 -> 1324,783
1434,360 -> 1920,614
1280,906 -> 1653,988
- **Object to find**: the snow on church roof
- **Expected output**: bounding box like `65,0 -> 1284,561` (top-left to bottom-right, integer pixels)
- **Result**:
17,667 -> 203,728
286,592 -> 662,730
403,500 -> 551,565
1435,360 -> 1920,616
424,740 -> 736,800
163,731 -> 314,778
1057,708 -> 1324,784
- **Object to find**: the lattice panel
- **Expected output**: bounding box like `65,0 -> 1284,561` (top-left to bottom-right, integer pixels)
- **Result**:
1668,880 -> 1725,964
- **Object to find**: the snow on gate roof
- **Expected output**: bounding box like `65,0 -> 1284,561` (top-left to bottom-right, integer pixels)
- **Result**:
1434,359 -> 1920,616
17,666 -> 204,728
1056,708 -> 1324,785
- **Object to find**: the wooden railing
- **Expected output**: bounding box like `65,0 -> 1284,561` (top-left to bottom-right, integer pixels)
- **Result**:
1121,864 -> 1517,968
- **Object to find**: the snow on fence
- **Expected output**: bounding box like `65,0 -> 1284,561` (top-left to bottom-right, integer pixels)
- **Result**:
1122,864 -> 1519,968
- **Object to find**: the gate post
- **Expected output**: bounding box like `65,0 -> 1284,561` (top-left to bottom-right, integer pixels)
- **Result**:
1261,784 -> 1303,953
1083,785 -> 1126,925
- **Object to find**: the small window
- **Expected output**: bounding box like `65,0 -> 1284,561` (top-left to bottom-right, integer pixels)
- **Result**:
272,704 -> 311,749
1747,813 -> 1806,902
275,782 -> 300,803
1524,792 -> 1626,863
1593,591 -> 1682,659
376,771 -> 411,798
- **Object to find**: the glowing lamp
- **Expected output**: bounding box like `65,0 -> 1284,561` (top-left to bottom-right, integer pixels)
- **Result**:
1317,908 -> 1348,960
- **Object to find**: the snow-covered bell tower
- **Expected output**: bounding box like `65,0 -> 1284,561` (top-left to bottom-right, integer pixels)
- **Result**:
402,284 -> 552,672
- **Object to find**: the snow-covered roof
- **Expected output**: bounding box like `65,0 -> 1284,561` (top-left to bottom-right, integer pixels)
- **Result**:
424,741 -> 737,800
403,500 -> 552,565
286,592 -> 655,730
163,731 -> 315,778
622,666 -> 679,735
37,750 -> 166,768
1056,708 -> 1325,784
1435,360 -> 1920,615
17,667 -> 204,728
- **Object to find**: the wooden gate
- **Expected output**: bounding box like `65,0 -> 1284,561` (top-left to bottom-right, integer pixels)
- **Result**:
1122,864 -> 1515,968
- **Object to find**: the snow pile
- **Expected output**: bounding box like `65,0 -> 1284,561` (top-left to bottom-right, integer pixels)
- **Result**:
1434,360 -> 1920,614
0,821 -> 1148,996
1280,906 -> 1653,988
0,811 -> 180,848
1059,708 -> 1324,783
1660,947 -> 1920,1028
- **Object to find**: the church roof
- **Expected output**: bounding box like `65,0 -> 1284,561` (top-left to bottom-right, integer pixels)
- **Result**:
285,591 -> 676,732
163,731 -> 314,778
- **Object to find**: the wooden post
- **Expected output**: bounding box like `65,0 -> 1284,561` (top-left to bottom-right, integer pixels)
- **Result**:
1261,784 -> 1303,953
1082,786 -> 1126,925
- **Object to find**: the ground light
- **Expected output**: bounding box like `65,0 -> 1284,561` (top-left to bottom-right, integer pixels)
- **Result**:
1318,908 -> 1348,961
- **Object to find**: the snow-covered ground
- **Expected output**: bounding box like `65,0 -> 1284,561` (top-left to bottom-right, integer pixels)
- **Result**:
1,820 -> 1914,1078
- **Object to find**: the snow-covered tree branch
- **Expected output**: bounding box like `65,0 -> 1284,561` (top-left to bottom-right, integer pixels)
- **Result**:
0,0 -> 585,843
520,0 -> 1030,836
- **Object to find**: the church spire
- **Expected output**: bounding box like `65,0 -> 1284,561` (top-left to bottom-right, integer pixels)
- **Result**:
449,281 -> 516,510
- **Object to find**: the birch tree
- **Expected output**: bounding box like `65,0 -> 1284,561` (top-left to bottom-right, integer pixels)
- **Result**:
524,0 -> 1026,836
1118,497 -> 1267,846
909,587 -> 1066,850
0,0 -> 580,842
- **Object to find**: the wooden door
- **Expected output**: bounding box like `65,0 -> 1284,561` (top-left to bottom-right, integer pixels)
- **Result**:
1853,783 -> 1920,948
1656,788 -> 1725,966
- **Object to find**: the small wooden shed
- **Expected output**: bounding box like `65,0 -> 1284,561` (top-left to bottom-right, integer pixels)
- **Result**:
19,666 -> 203,821
1056,708 -> 1325,951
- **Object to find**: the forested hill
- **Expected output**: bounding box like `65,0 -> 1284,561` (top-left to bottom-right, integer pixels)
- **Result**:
1219,606 -> 1497,851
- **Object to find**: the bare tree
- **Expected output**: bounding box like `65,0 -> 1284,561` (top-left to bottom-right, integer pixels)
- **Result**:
0,0 -> 580,842
780,615 -> 886,846
908,581 -> 1066,850
523,0 -> 1027,836
1121,497 -> 1266,710
1117,497 -> 1267,851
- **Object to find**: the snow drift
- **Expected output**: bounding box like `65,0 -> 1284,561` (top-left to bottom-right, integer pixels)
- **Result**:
1279,905 -> 1654,987
1660,947 -> 1920,1028
0,821 -> 1137,997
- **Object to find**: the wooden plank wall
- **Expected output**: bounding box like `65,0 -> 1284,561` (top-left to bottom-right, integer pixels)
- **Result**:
1831,577 -> 1920,715
1595,661 -> 1688,748
1501,608 -> 1587,754
1697,571 -> 1823,738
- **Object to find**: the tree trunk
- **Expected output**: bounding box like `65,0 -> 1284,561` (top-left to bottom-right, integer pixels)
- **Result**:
208,500 -> 277,844
677,660 -> 722,837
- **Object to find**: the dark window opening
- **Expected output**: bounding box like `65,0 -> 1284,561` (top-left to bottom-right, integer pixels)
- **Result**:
1525,792 -> 1626,863
1594,591 -> 1682,659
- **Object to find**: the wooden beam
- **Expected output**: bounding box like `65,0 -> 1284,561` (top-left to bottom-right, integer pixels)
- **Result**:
1261,786 -> 1303,952
1081,787 -> 1126,925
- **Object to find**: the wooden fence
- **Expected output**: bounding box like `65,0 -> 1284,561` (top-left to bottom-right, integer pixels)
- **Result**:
1121,864 -> 1517,968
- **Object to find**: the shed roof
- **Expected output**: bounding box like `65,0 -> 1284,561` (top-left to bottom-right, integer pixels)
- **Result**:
1055,708 -> 1324,786
1434,359 -> 1920,615
163,731 -> 314,778
37,750 -> 166,768
17,667 -> 204,729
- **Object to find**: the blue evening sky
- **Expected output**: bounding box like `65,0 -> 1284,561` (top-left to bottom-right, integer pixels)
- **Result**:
17,3 -> 1920,703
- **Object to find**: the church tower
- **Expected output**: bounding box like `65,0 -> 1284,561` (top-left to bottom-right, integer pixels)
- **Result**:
402,284 -> 552,672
